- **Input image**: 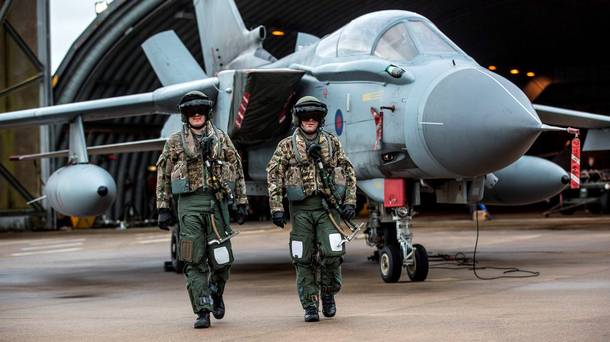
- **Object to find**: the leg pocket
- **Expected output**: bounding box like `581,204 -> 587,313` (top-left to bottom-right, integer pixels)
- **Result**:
179,239 -> 193,262
291,240 -> 304,259
179,237 -> 206,264
290,210 -> 315,262
208,240 -> 234,270
317,212 -> 346,257
328,233 -> 343,252
179,213 -> 206,264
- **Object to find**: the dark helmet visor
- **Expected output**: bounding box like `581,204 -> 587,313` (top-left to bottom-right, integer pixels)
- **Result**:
179,99 -> 213,116
298,111 -> 325,122
293,101 -> 327,123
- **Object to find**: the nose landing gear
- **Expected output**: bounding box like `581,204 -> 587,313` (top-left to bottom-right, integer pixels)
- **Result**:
367,205 -> 429,283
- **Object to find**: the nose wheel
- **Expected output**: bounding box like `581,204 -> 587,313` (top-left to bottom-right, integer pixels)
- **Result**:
376,207 -> 429,283
379,245 -> 402,283
406,243 -> 428,282
378,242 -> 429,283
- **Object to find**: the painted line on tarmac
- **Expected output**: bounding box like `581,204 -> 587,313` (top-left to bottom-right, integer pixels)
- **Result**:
0,240 -> 41,247
136,234 -> 169,240
11,247 -> 83,257
0,238 -> 85,247
133,238 -> 170,244
26,238 -> 86,246
20,242 -> 84,251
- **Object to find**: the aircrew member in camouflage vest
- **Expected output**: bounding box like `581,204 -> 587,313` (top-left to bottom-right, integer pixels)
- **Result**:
266,96 -> 357,322
156,91 -> 248,329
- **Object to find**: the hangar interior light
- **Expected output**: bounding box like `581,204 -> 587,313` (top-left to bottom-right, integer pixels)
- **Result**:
271,30 -> 285,36
488,65 -> 497,71
526,71 -> 536,77
510,69 -> 520,75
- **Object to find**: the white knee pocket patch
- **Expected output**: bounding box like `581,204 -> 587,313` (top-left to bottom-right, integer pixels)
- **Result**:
329,233 -> 343,252
291,240 -> 303,258
213,246 -> 230,265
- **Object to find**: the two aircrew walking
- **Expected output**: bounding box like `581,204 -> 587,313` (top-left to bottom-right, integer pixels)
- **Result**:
157,93 -> 356,326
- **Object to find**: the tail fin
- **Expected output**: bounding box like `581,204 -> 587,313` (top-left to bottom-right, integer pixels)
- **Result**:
193,0 -> 275,75
142,30 -> 207,86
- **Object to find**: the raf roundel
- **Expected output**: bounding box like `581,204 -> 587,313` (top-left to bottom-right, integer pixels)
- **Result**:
335,109 -> 344,136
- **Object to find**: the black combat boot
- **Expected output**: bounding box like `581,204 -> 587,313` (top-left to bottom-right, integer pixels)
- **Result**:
212,294 -> 225,320
194,310 -> 211,329
321,294 -> 336,317
304,306 -> 319,322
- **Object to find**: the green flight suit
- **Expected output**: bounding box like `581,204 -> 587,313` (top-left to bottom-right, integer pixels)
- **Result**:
289,196 -> 345,309
156,122 -> 247,314
177,190 -> 233,313
267,128 -> 357,309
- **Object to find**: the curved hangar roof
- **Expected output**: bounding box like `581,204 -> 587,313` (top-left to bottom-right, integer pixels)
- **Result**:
53,0 -> 610,219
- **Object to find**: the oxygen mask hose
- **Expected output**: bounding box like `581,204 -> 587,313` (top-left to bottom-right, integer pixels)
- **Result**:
307,143 -> 324,168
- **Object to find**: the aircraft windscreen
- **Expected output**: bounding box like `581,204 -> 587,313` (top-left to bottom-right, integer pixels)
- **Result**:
316,30 -> 340,58
374,23 -> 418,62
406,20 -> 456,55
324,12 -> 457,60
337,13 -> 396,57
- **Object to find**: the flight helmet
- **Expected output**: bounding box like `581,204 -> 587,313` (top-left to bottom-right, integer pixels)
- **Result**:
178,91 -> 214,124
292,96 -> 327,128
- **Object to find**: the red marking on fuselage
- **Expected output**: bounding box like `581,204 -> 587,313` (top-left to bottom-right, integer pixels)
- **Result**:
235,92 -> 251,129
370,107 -> 383,150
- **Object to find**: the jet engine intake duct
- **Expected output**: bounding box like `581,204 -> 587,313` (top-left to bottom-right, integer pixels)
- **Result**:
421,68 -> 542,177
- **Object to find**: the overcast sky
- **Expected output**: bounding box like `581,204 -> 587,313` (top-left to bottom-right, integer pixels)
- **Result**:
50,0 -> 100,73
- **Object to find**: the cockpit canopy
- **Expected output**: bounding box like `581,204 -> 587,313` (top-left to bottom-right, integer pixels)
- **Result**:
316,10 -> 461,62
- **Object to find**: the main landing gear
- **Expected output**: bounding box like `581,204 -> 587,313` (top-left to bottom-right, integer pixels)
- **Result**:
366,205 -> 429,283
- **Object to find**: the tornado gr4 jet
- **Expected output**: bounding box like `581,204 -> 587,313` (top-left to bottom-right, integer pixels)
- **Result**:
2,0 -> 610,282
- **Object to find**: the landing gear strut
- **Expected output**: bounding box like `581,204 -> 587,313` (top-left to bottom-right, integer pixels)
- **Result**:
367,205 -> 429,283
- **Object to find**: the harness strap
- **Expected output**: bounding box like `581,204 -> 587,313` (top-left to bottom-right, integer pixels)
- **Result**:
290,129 -> 334,164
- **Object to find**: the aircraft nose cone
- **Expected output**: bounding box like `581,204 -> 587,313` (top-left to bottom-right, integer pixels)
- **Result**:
421,68 -> 542,177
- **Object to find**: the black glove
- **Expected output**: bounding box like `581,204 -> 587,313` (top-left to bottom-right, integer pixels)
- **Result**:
236,204 -> 249,225
272,211 -> 286,228
341,204 -> 356,220
158,208 -> 173,231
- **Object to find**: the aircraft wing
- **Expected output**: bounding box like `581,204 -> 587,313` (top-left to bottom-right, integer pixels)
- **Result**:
9,138 -> 166,161
534,104 -> 610,151
0,78 -> 218,129
534,104 -> 610,128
